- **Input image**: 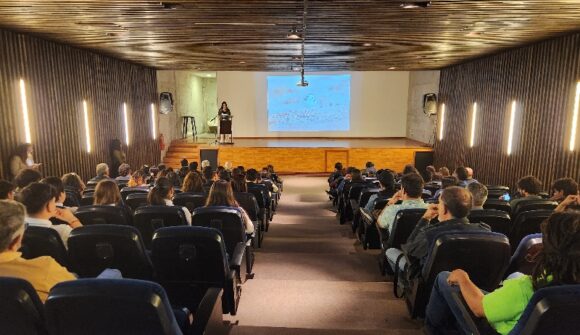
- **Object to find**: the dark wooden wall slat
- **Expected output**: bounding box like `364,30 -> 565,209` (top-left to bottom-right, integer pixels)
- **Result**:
0,28 -> 160,181
435,32 -> 580,190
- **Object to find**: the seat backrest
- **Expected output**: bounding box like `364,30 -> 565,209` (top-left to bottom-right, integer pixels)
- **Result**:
509,210 -> 552,253
512,200 -> 557,218
348,183 -> 368,201
63,191 -> 81,207
45,279 -> 183,335
20,226 -> 68,268
247,186 -> 267,208
124,192 -> 149,212
387,208 -> 426,249
120,187 -> 149,201
487,189 -> 507,199
0,277 -> 46,335
133,206 -> 188,249
505,233 -> 542,278
511,285 -> 580,335
68,225 -> 153,279
424,183 -> 440,196
234,192 -> 260,221
79,192 -> 94,206
75,205 -> 131,226
358,188 -> 380,208
483,198 -> 511,213
373,198 -> 389,211
468,209 -> 512,235
486,185 -> 509,191
191,206 -> 245,256
173,192 -> 208,213
423,231 -> 511,291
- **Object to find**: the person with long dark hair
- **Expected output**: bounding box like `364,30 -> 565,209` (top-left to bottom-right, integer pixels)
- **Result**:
147,177 -> 191,224
205,180 -> 254,234
182,171 -> 204,193
424,211 -> 580,335
9,143 -> 41,179
218,101 -> 232,143
109,139 -> 126,178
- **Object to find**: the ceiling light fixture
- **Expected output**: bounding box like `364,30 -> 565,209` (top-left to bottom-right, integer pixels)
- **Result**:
400,1 -> 432,9
388,66 -> 397,70
363,42 -> 373,47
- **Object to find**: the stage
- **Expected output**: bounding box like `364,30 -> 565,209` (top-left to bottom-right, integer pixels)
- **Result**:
163,137 -> 433,174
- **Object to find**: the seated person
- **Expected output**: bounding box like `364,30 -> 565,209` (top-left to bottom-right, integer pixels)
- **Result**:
550,177 -> 578,203
402,164 -> 420,176
94,180 -> 123,206
464,167 -> 479,186
205,180 -> 254,235
509,175 -> 543,208
41,176 -> 75,211
188,161 -> 198,172
453,166 -> 471,188
201,160 -> 211,170
88,163 -> 111,184
467,182 -> 488,211
365,161 -> 377,177
260,168 -> 279,193
18,183 -> 82,247
439,167 -> 450,177
231,169 -> 248,193
127,169 -> 149,188
0,180 -> 15,200
247,168 -> 272,201
432,176 -> 459,200
181,171 -> 204,193
0,200 -> 76,302
14,168 -> 42,193
166,171 -> 181,188
377,173 -> 427,233
147,177 -> 192,225
555,194 -> 580,212
202,166 -> 215,188
115,163 -> 132,182
218,169 -> 231,182
61,172 -> 86,195
267,164 -> 282,184
425,211 -> 580,335
365,170 -> 396,213
328,162 -> 344,189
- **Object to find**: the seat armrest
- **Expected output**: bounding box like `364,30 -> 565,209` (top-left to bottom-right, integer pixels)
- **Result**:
229,242 -> 245,271
189,288 -> 226,335
360,208 -> 373,223
450,290 -> 500,335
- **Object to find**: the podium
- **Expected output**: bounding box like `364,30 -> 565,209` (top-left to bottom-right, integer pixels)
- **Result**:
218,114 -> 233,144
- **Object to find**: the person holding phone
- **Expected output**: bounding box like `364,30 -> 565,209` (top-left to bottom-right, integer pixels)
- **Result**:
9,143 -> 41,179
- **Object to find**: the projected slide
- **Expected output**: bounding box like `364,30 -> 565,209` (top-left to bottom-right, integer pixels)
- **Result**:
267,74 -> 351,132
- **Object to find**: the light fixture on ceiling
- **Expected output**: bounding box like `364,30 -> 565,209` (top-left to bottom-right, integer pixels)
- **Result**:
362,42 -> 373,47
400,1 -> 432,9
286,27 -> 302,39
239,61 -> 246,64
388,66 -> 397,70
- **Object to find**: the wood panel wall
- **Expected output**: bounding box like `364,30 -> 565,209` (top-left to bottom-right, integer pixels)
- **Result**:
434,32 -> 580,190
0,28 -> 160,181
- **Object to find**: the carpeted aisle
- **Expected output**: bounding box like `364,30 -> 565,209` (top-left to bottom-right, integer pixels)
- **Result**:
226,176 -> 422,334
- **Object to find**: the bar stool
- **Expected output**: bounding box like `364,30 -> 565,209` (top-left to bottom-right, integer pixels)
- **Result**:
181,116 -> 197,139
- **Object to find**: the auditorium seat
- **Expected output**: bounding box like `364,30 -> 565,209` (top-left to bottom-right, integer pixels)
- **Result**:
483,198 -> 511,213
511,199 -> 557,218
67,225 -> 153,279
79,192 -> 94,206
423,183 -> 440,196
353,187 -> 380,237
75,205 -> 132,226
63,190 -> 81,208
247,186 -> 270,231
120,186 -> 149,201
0,277 -> 47,335
45,278 -> 225,335
452,284 -> 580,335
360,197 -> 389,249
20,226 -> 68,268
151,226 -> 241,316
468,209 -> 512,235
509,210 -> 553,253
172,192 -> 207,213
234,192 -> 263,248
133,206 -> 189,249
404,231 -> 510,319
191,206 -> 252,277
124,192 -> 148,213
504,233 -> 542,279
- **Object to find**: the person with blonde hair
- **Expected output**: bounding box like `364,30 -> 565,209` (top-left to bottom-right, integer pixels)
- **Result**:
127,169 -> 149,188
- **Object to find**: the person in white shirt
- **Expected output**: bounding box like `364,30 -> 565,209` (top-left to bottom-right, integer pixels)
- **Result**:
18,182 -> 82,248
147,177 -> 192,225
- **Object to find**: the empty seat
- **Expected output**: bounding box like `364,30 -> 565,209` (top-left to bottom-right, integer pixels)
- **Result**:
404,231 -> 510,318
483,198 -> 511,213
173,192 -> 207,213
45,278 -> 225,335
124,192 -> 148,212
509,210 -> 552,253
468,209 -> 511,235
75,205 -> 132,226
0,277 -> 46,335
67,225 -> 153,279
151,226 -> 242,315
512,199 -> 557,218
234,192 -> 263,248
120,186 -> 149,201
504,233 -> 542,279
20,226 -> 68,268
133,206 -> 189,249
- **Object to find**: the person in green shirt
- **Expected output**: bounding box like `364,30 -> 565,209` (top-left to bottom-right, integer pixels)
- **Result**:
424,210 -> 580,335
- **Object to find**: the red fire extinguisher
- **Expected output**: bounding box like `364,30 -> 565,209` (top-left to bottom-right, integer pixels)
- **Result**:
159,134 -> 166,151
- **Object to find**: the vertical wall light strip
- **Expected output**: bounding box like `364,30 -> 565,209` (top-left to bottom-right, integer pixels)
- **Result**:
438,103 -> 446,141
507,101 -> 517,155
83,100 -> 91,153
569,82 -> 580,151
19,79 -> 32,143
469,102 -> 477,148
123,103 -> 130,145
150,103 -> 157,140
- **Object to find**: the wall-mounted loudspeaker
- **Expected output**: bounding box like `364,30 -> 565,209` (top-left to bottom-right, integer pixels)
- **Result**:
423,93 -> 438,116
159,92 -> 174,114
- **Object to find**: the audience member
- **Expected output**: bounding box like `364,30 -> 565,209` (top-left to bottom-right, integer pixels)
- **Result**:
260,168 -> 279,193
464,167 -> 478,186
425,211 -> 580,335
555,194 -> 580,212
178,166 -> 189,181
453,166 -> 470,187
365,162 -> 377,177
424,165 -> 437,183
439,167 -> 450,177
432,176 -> 459,200
166,171 -> 181,187
402,164 -> 420,176
377,173 -> 427,233
115,163 -> 132,182
182,171 -> 204,193
550,177 -> 578,202
467,182 -> 488,210
9,143 -> 41,179
61,172 -> 86,194
41,176 -> 72,210
365,170 -> 396,212
14,168 -> 42,192
18,183 -> 82,247
0,180 -> 15,200
203,166 -> 215,187
89,163 -> 111,184
509,175 -> 543,208
231,172 -> 248,193
128,169 -> 149,188
94,180 -> 123,206
224,161 -> 233,172
201,160 -> 211,170
218,169 -> 231,182
328,162 -> 344,188
147,177 -> 191,225
0,200 -> 76,302
181,158 -> 189,167
188,161 -> 198,171
205,180 -> 254,234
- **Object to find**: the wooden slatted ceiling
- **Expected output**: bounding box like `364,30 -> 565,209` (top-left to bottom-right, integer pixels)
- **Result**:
0,1 -> 579,71
434,32 -> 580,191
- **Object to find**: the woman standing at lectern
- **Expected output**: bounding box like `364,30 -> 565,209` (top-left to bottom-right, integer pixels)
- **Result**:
218,101 -> 232,143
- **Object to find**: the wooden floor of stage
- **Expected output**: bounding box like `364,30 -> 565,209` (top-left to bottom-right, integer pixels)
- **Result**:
166,137 -> 433,173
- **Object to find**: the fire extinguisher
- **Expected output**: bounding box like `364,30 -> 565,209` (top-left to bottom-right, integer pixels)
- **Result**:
159,134 -> 166,151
